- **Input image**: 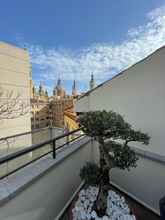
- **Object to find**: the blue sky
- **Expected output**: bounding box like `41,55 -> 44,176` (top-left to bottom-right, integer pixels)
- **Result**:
1,0 -> 165,94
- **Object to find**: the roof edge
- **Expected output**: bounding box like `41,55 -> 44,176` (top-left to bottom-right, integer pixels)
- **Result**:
78,44 -> 165,100
0,41 -> 27,52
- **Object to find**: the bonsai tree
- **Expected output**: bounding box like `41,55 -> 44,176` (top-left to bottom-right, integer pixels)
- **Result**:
80,162 -> 100,186
79,110 -> 150,216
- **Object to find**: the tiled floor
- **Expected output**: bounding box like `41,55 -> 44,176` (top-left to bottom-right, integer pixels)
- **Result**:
61,185 -> 160,220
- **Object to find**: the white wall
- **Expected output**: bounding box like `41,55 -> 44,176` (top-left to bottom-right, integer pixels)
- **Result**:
111,155 -> 165,214
92,139 -> 164,214
76,46 -> 165,156
0,42 -> 31,138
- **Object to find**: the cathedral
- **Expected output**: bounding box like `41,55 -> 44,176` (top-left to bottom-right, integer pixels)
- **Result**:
30,80 -> 50,129
51,79 -> 78,129
30,74 -> 95,131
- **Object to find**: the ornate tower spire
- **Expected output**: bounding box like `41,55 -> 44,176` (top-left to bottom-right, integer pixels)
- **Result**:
32,85 -> 36,97
54,77 -> 65,98
53,80 -> 57,96
45,90 -> 48,97
57,78 -> 61,88
39,81 -> 45,96
89,73 -> 95,90
72,80 -> 77,97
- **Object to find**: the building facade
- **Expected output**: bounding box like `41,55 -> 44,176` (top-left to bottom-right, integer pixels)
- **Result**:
30,79 -> 79,130
51,79 -> 76,128
0,42 -> 31,138
89,73 -> 96,90
30,81 -> 50,129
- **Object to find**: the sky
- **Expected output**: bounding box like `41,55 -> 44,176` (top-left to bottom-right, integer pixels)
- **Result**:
1,0 -> 165,95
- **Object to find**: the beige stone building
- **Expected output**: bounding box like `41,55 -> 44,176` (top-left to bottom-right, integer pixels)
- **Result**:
0,41 -> 93,136
30,78 -> 79,130
0,42 -> 31,138
30,81 -> 50,129
51,79 -> 76,128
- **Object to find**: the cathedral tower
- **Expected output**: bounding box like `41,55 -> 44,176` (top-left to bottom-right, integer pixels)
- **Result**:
39,82 -> 45,96
72,80 -> 77,97
53,78 -> 65,98
89,73 -> 95,90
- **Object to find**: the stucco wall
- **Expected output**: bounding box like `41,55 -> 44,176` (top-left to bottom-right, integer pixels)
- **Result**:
111,155 -> 165,214
91,139 -> 164,214
0,42 -> 31,138
76,46 -> 165,156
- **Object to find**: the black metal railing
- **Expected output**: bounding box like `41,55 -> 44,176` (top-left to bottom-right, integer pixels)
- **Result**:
0,126 -> 55,142
0,128 -> 85,180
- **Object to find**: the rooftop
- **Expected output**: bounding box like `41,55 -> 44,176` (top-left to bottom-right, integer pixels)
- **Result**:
0,126 -> 162,219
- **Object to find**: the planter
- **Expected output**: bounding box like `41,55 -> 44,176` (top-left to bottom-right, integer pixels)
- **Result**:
72,186 -> 136,220
159,196 -> 165,220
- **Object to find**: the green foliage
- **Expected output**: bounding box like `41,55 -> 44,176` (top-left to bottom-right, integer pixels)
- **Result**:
79,110 -> 129,138
120,129 -> 150,145
79,111 -> 150,144
110,142 -> 139,170
79,111 -> 150,172
80,162 -> 100,186
79,110 -> 150,214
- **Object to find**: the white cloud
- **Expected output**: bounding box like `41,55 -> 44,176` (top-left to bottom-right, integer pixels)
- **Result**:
29,4 -> 165,87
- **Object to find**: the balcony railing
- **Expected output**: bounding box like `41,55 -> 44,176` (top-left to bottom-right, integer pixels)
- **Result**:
0,128 -> 84,180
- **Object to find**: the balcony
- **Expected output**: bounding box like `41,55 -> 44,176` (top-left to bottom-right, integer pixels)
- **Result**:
0,127 -> 92,220
0,127 -> 162,220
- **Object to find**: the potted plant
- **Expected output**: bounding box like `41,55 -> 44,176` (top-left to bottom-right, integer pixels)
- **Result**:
74,111 -> 150,219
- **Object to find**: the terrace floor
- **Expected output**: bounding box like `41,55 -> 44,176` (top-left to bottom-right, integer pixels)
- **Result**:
61,184 -> 160,220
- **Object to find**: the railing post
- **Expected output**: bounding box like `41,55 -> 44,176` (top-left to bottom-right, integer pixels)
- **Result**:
52,139 -> 56,159
66,134 -> 70,145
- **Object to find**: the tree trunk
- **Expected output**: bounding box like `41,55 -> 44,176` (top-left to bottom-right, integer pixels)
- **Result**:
94,137 -> 110,217
95,168 -> 110,216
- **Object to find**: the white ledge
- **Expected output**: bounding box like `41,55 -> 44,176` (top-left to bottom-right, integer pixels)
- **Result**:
131,146 -> 165,164
0,136 -> 91,206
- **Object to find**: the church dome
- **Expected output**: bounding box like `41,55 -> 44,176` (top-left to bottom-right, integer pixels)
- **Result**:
53,78 -> 65,98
